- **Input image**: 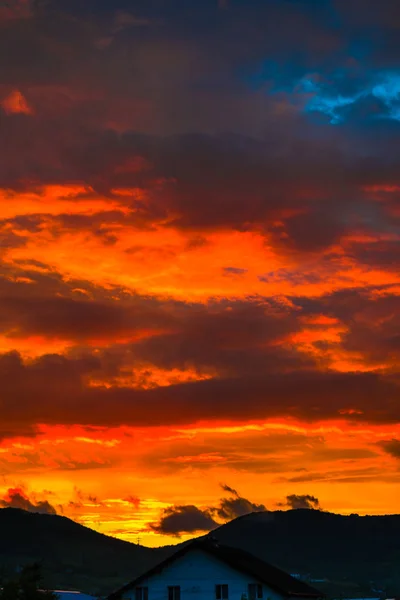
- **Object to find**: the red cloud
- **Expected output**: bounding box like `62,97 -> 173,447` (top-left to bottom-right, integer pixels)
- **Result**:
0,0 -> 399,535
124,495 -> 141,508
0,487 -> 57,514
1,90 -> 34,115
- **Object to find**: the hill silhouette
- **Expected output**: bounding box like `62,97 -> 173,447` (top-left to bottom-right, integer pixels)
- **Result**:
211,509 -> 400,597
0,508 -> 172,595
1,508 -> 400,597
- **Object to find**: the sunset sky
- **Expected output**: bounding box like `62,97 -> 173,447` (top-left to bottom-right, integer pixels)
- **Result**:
0,0 -> 400,547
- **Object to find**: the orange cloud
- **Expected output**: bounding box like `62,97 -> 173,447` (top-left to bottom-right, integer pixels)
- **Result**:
0,419 -> 399,545
0,486 -> 57,514
1,0 -> 400,548
1,90 -> 34,115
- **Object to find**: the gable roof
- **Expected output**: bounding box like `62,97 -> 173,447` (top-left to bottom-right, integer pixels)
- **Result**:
108,538 -> 324,600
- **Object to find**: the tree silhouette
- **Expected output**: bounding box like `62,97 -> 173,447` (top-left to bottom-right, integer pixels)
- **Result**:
0,564 -> 59,600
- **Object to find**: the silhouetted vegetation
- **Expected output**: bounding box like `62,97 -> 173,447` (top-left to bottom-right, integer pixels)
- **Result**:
213,509 -> 400,598
1,508 -> 400,597
0,508 -> 171,596
0,563 -> 59,600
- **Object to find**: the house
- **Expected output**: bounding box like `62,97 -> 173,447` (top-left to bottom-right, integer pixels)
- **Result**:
108,538 -> 324,600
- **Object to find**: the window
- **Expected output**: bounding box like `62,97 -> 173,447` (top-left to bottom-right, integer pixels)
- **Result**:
168,586 -> 181,600
135,588 -> 148,600
216,584 -> 229,600
248,584 -> 263,600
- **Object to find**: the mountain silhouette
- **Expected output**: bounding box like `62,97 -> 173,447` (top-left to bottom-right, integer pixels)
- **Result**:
0,508 -> 171,595
1,508 -> 400,597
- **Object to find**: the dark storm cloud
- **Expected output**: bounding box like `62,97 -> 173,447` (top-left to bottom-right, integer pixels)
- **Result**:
212,484 -> 266,521
0,0 -> 399,439
1,346 -> 399,434
2,262 -> 398,387
0,487 -> 57,514
7,210 -> 134,245
0,264 -> 310,370
220,484 -> 238,495
377,439 -> 400,459
294,286 -> 400,368
282,494 -> 321,510
0,0 -> 399,255
0,264 -> 400,432
0,0 -> 399,138
112,134 -> 399,251
0,266 -> 306,374
149,484 -> 265,535
1,126 -> 398,255
0,265 -> 183,343
130,296 -> 310,375
149,505 -> 218,536
0,291 -> 175,342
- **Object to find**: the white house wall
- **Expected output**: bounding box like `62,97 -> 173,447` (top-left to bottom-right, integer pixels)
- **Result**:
121,549 -> 285,600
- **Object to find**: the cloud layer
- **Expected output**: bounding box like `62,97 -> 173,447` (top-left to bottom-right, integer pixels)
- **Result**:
0,0 -> 399,543
149,485 -> 266,536
0,487 -> 57,515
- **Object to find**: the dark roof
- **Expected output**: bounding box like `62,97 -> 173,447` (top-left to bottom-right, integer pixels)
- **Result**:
108,538 -> 324,600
